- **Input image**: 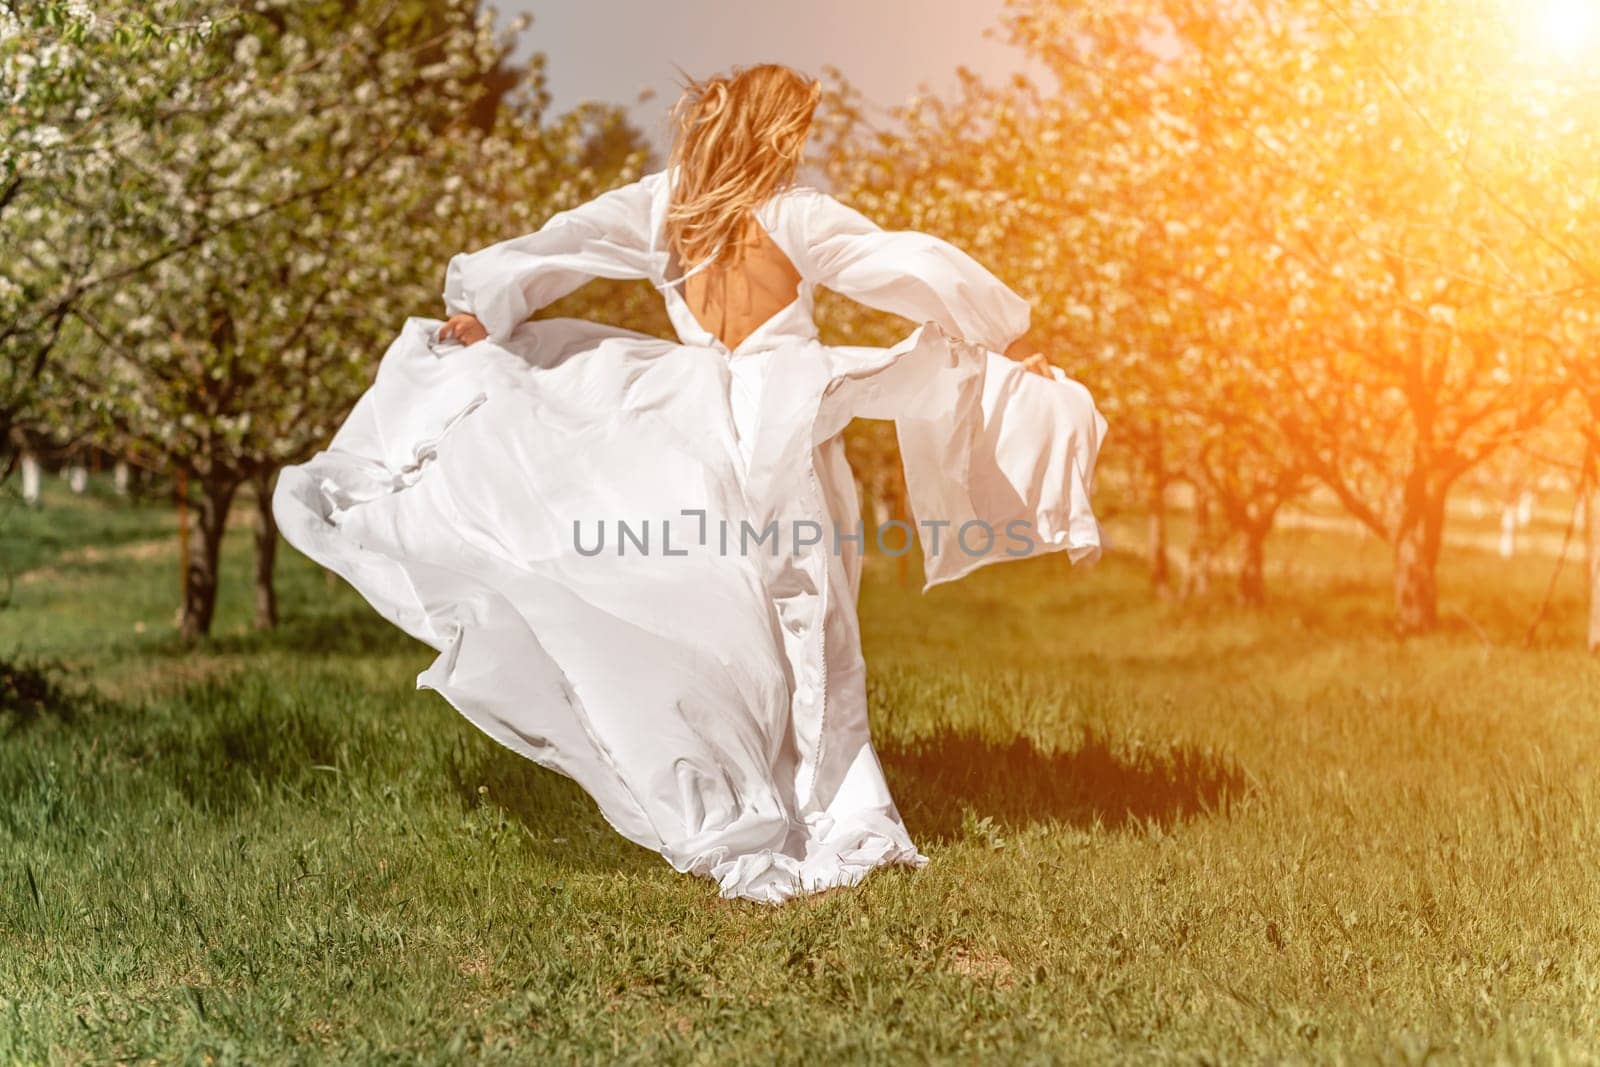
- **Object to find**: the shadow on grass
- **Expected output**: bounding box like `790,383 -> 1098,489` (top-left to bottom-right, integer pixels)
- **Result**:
442,738 -> 659,876
879,727 -> 1247,841
441,722 -> 1248,877
0,656 -> 94,735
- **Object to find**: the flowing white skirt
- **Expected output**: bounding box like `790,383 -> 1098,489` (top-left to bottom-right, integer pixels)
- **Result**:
274,316 -> 1106,903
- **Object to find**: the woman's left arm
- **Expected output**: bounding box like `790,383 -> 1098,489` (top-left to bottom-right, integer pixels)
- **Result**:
1001,331 -> 1055,378
791,186 -> 1050,375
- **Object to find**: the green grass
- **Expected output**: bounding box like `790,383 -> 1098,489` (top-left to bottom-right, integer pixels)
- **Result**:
0,474 -> 173,585
2,480 -> 1599,1063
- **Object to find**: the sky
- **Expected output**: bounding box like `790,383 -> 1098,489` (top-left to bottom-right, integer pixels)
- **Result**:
497,0 -> 1049,162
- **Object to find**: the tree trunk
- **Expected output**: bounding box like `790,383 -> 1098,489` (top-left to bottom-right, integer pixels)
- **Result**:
179,475 -> 238,641
1498,504 -> 1516,559
67,464 -> 87,494
1587,474 -> 1600,654
1393,502 -> 1443,636
1147,458 -> 1171,595
176,468 -> 190,617
113,460 -> 130,496
251,468 -> 279,630
20,452 -> 41,506
1239,524 -> 1267,608
894,493 -> 911,589
1184,490 -> 1214,598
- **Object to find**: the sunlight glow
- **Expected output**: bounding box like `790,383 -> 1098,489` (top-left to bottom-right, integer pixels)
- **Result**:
1528,0 -> 1599,62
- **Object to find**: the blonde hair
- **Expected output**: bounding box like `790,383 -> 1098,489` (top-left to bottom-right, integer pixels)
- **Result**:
664,64 -> 821,272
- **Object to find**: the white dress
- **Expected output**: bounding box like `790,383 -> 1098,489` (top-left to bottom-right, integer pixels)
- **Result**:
273,168 -> 1107,904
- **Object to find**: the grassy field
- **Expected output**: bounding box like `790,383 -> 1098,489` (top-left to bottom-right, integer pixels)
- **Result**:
3,477 -> 1599,1063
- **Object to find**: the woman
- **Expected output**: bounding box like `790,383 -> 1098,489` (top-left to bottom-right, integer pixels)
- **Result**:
274,64 -> 1106,904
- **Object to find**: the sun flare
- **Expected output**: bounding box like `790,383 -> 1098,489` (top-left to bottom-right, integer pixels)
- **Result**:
1529,0 -> 1599,61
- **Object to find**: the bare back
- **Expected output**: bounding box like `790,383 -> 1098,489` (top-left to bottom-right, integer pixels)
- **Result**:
680,215 -> 802,352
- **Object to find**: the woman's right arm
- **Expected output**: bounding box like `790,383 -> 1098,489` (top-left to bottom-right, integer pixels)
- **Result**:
439,173 -> 661,345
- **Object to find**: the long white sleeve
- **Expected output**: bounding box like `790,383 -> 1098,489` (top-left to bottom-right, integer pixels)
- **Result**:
443,174 -> 660,343
789,187 -> 1031,355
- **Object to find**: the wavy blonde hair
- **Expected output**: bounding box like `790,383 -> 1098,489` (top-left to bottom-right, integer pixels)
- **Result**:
664,64 -> 821,271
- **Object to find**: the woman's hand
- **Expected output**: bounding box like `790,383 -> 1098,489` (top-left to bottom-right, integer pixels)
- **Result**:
1016,353 -> 1052,378
1004,333 -> 1055,379
439,313 -> 487,346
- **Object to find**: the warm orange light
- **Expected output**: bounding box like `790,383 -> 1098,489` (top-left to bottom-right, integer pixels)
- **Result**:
1529,0 -> 1599,62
